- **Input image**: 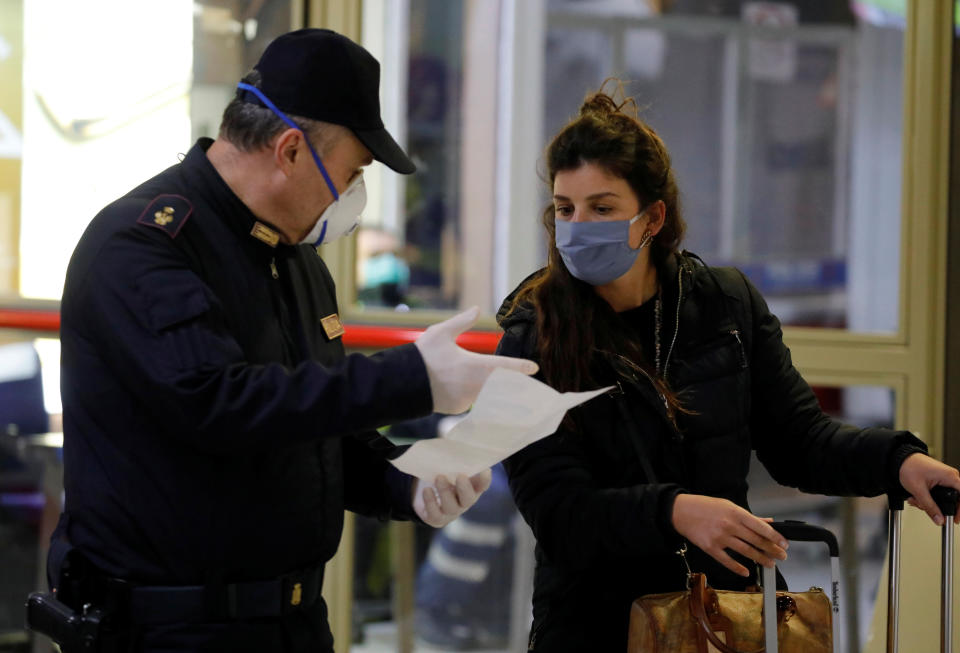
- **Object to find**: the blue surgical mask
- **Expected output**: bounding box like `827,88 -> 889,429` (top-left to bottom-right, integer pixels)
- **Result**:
555,214 -> 651,285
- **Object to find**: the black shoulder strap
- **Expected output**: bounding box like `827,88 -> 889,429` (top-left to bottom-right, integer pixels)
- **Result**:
612,386 -> 659,483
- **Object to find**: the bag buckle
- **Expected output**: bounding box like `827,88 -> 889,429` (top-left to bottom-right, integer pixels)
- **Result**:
677,543 -> 694,588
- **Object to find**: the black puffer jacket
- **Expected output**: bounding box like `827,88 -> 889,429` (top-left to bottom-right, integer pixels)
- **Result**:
495,252 -> 925,652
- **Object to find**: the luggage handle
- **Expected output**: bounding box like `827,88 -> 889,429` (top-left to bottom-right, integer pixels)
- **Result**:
887,485 -> 959,653
761,520 -> 841,653
932,486 -> 960,517
888,486 -> 960,515
769,520 -> 839,558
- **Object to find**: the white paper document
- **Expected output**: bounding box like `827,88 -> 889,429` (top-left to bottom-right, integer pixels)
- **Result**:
391,368 -> 611,481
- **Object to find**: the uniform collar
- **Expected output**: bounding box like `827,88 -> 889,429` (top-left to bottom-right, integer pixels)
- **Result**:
181,138 -> 288,254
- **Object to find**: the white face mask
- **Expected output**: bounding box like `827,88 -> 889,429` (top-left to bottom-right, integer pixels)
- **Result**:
231,83 -> 368,248
300,172 -> 367,246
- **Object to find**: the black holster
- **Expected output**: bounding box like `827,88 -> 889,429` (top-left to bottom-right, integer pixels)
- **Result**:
25,591 -> 108,652
26,523 -> 132,653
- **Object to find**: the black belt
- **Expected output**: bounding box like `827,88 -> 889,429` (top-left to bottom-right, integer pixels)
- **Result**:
121,564 -> 324,625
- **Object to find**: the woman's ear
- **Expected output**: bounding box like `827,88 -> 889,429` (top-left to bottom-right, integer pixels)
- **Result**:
647,200 -> 667,235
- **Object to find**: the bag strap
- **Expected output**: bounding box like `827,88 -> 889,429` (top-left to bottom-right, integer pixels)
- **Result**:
688,573 -> 799,653
612,385 -> 659,483
691,572 -> 813,653
689,573 -> 756,653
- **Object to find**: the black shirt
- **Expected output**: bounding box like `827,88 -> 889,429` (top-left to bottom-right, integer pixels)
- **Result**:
618,293 -> 658,372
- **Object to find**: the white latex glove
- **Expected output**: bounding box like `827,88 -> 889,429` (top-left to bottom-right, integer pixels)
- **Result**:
413,470 -> 493,528
413,306 -> 539,414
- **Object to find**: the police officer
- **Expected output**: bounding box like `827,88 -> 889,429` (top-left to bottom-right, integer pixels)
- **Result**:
47,28 -> 537,652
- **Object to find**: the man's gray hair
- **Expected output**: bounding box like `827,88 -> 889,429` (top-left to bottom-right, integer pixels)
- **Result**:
219,70 -> 345,156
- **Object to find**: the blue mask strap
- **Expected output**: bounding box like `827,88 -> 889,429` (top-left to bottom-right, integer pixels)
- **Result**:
236,82 -> 339,201
315,219 -> 328,247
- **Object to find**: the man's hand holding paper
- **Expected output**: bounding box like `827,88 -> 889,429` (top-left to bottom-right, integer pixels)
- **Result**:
397,368 -> 611,526
412,470 -> 493,528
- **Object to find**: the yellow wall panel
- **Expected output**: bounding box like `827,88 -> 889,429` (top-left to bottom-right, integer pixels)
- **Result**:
0,0 -> 23,294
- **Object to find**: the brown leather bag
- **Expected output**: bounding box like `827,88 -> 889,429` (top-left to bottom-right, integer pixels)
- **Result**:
627,572 -> 832,653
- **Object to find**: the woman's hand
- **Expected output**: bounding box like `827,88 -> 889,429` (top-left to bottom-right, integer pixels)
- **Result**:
900,453 -> 960,525
413,470 -> 493,528
671,494 -> 789,577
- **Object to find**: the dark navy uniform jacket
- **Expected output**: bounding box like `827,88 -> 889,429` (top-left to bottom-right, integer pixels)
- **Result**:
59,138 -> 433,587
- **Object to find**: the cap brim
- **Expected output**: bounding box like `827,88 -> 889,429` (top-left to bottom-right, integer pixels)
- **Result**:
353,127 -> 416,175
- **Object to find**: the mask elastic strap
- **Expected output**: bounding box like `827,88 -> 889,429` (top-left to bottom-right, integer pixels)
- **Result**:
237,82 -> 340,201
630,209 -> 656,250
314,220 -> 329,247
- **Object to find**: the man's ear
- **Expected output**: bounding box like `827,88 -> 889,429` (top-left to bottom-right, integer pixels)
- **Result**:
273,128 -> 304,176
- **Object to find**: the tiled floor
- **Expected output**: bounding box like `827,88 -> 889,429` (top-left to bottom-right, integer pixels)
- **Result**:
352,621 -> 510,653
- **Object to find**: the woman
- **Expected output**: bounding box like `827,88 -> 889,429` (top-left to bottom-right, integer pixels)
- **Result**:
495,87 -> 960,651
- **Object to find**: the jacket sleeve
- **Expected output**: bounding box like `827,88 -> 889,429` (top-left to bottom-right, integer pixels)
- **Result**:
342,431 -> 418,521
740,270 -> 927,496
65,226 -> 433,457
498,324 -> 684,571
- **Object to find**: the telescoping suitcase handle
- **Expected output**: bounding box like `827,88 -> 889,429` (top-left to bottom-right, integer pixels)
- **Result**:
761,521 -> 841,653
887,485 -> 960,653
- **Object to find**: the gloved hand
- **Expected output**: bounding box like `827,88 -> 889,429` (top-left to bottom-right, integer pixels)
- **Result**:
413,470 -> 493,528
414,306 -> 539,414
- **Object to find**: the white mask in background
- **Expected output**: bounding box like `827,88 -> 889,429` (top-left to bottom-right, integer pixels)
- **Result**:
300,172 -> 367,246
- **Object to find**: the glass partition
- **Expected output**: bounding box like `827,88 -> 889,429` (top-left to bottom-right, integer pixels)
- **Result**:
15,0 -> 293,301
359,0 -> 473,312
358,0 -> 906,329
545,1 -> 905,331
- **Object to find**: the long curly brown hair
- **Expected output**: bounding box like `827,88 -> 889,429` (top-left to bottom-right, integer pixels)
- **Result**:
509,82 -> 687,414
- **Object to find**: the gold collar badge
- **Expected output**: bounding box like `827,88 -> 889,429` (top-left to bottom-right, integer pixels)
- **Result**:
250,222 -> 280,247
320,314 -> 345,340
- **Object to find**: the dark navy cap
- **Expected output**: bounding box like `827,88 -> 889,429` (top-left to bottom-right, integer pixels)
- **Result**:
245,28 -> 415,174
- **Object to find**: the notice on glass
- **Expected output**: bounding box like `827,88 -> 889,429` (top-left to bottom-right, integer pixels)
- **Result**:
391,368 -> 611,481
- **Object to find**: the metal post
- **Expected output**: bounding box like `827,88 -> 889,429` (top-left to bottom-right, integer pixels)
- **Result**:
841,497 -> 861,653
508,516 -> 536,652
763,565 -> 778,653
830,556 -> 842,652
389,521 -> 416,653
942,514 -> 953,653
887,503 -> 902,653
931,487 -> 959,653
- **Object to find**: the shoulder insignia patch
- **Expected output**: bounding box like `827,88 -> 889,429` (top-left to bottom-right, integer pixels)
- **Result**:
136,194 -> 194,238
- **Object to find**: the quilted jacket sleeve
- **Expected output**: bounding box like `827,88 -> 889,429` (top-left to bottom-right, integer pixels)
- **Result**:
737,270 -> 927,496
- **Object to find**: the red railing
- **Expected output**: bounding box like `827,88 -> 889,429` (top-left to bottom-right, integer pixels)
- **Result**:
342,324 -> 501,353
0,307 -> 502,354
0,308 -> 62,334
